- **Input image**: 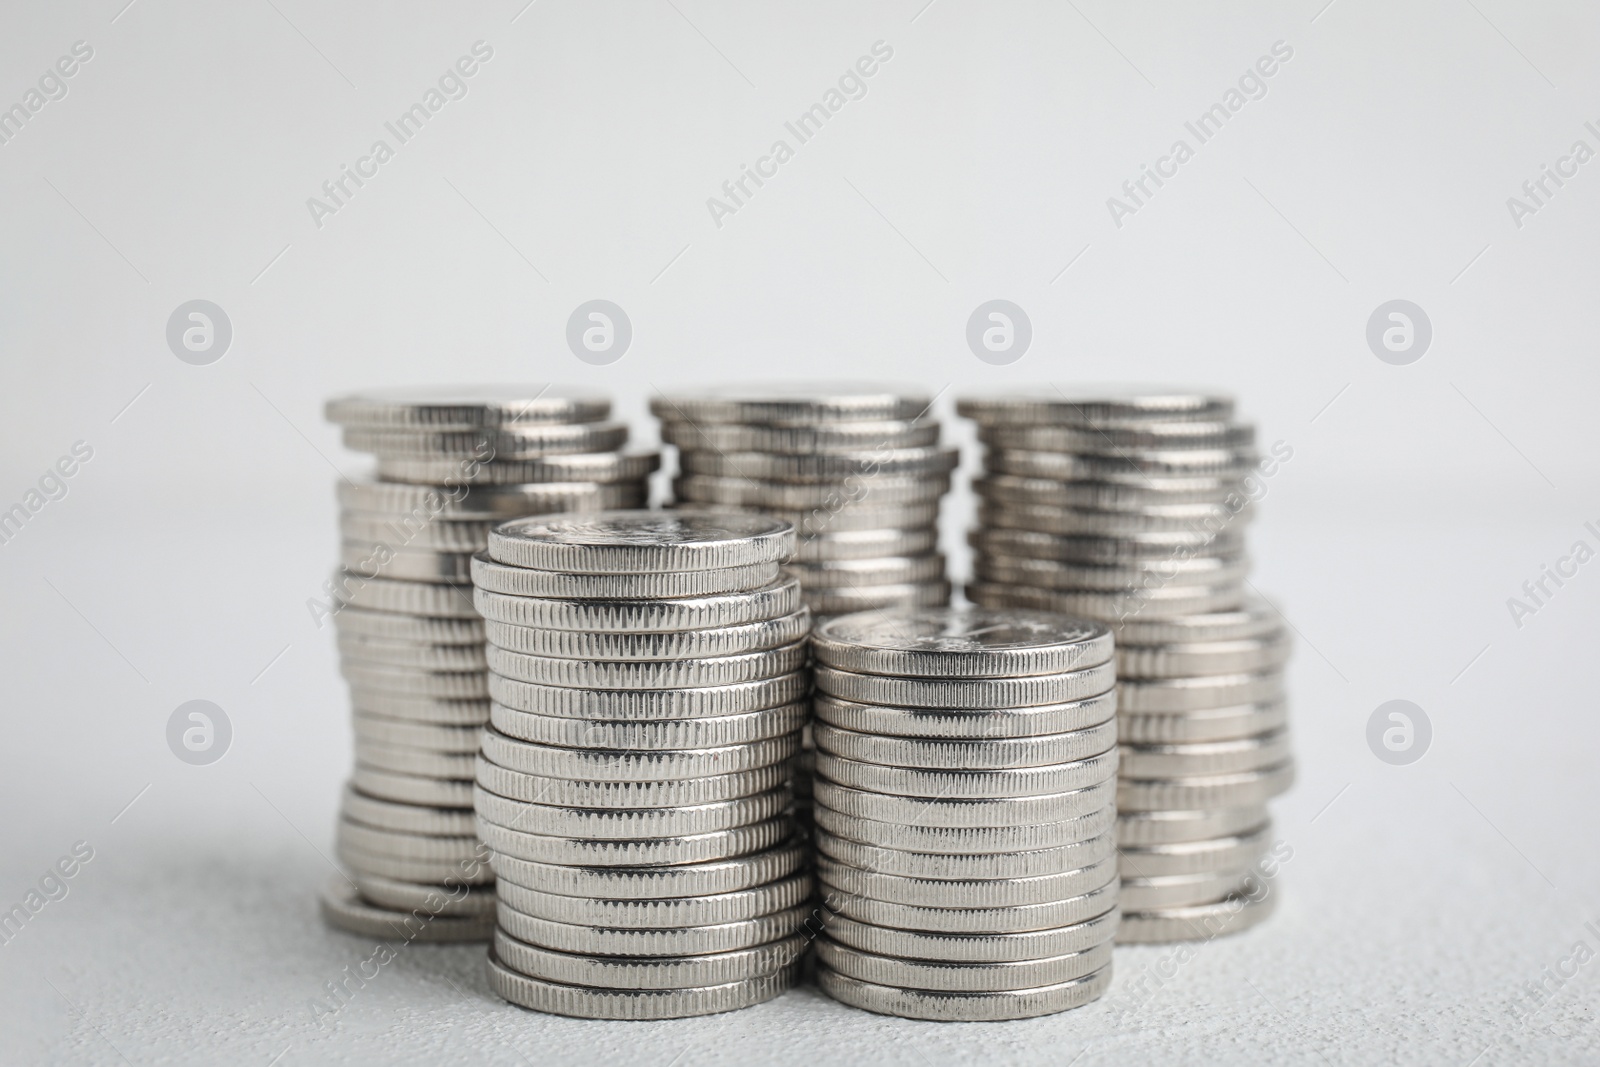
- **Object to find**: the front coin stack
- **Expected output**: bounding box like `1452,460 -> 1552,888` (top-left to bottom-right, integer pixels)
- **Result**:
808,608 -> 1121,1021
319,387 -> 654,942
958,388 -> 1295,943
470,511 -> 813,1020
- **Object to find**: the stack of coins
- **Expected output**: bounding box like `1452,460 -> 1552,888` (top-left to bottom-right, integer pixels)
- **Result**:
318,386 -> 655,942
958,387 -> 1294,943
650,384 -> 955,620
808,608 -> 1121,1021
471,511 -> 812,1019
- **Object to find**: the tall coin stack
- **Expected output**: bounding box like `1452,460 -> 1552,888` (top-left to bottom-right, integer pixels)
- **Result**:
470,511 -> 813,1019
651,384 -> 958,828
958,387 -> 1295,943
319,387 -> 654,942
808,608 -> 1122,1021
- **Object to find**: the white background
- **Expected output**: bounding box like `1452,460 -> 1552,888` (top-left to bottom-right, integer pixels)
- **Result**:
2,0 -> 1599,1063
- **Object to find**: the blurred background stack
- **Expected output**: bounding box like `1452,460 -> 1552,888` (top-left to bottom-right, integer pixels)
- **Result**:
318,387 -> 654,941
651,384 -> 957,830
958,388 -> 1294,943
470,511 -> 811,1019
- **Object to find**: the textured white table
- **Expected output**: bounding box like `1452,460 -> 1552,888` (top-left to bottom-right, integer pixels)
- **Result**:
2,483 -> 1597,1067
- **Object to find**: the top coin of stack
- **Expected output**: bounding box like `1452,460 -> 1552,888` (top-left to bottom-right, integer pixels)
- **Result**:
957,386 -> 1293,944
808,607 -> 1121,1022
317,386 -> 656,942
651,384 -> 956,621
471,511 -> 813,1020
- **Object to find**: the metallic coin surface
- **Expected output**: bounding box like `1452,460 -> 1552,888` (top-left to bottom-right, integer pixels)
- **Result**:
812,607 -> 1112,679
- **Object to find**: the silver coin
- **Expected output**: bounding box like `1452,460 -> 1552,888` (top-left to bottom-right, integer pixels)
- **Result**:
337,845 -> 493,885
1120,869 -> 1253,910
343,422 -> 630,459
337,480 -> 641,520
817,750 -> 1117,800
473,577 -> 801,633
340,785 -> 476,836
342,662 -> 487,699
770,502 -> 942,535
374,451 -> 658,485
485,641 -> 806,690
801,581 -> 952,616
786,555 -> 947,588
815,828 -> 1115,882
812,607 -> 1111,679
479,727 -> 799,783
817,938 -> 1113,993
1119,630 -> 1290,679
661,418 -> 940,453
1118,699 -> 1289,744
476,756 -> 787,809
494,928 -> 805,990
321,877 -> 493,942
813,778 -> 1114,828
474,783 -> 791,839
472,555 -> 779,600
822,907 -> 1118,963
340,512 -> 496,550
1118,671 -> 1286,713
822,879 -> 1119,934
347,690 -> 489,726
489,672 -> 810,720
813,720 -> 1117,770
1116,890 -> 1276,943
494,902 -> 811,959
984,475 -> 1252,510
817,963 -> 1112,1021
1119,730 -> 1293,777
969,522 -> 1245,561
972,499 -> 1248,537
1119,822 -> 1272,878
982,446 -> 1259,479
967,580 -> 1249,621
1115,807 -> 1270,846
974,552 -> 1251,592
352,714 -> 481,753
341,543 -> 476,583
495,871 -> 811,929
674,474 -> 948,509
334,575 -> 479,618
325,385 -> 612,430
1117,761 -> 1296,812
1113,598 -> 1283,643
354,741 -> 476,779
792,527 -> 938,562
337,820 -> 484,864
957,387 -> 1234,424
978,421 -> 1255,453
818,854 -> 1119,909
813,801 -> 1115,854
486,510 -> 796,573
350,765 -> 472,807
651,383 -> 931,424
489,702 -> 807,750
339,634 -> 487,671
815,663 -> 1115,711
477,813 -> 794,868
488,950 -> 798,1019
333,607 -> 485,644
813,691 -> 1116,740
679,447 -> 958,482
352,873 -> 496,916
492,838 -> 805,900
485,610 -> 810,661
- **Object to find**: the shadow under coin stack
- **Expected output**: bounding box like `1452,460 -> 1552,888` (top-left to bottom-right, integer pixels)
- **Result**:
958,388 -> 1295,944
651,384 -> 957,831
470,511 -> 813,1019
808,608 -> 1121,1021
319,387 -> 654,942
